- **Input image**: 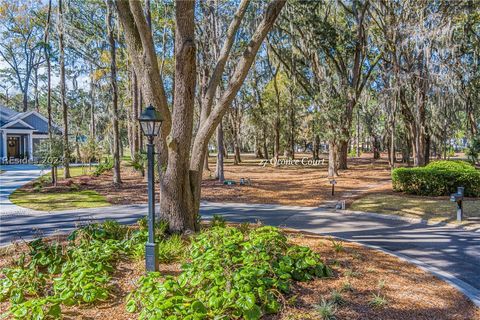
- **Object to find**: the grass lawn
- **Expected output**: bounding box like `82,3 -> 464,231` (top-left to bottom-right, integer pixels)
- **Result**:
10,189 -> 110,211
52,166 -> 96,178
350,193 -> 480,224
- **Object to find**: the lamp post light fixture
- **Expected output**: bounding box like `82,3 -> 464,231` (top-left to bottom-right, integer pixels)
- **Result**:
138,104 -> 163,272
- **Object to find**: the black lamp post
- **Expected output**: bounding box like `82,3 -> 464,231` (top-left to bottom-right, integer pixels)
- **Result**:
138,104 -> 163,272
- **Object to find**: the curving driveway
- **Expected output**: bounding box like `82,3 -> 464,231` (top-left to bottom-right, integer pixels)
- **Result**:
0,166 -> 479,307
0,164 -> 44,215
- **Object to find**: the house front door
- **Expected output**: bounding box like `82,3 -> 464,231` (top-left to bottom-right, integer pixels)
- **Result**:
7,136 -> 20,158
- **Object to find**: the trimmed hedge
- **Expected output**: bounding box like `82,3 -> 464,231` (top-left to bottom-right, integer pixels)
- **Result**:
392,160 -> 480,197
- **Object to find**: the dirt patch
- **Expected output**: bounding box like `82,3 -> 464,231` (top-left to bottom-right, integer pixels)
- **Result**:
1,231 -> 478,320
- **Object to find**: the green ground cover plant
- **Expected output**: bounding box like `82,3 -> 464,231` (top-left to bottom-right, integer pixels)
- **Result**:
0,221 -> 330,320
0,220 -> 180,319
126,225 -> 331,320
392,160 -> 480,197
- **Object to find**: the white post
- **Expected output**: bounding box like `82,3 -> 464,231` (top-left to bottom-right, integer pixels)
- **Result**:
1,130 -> 7,161
28,133 -> 33,160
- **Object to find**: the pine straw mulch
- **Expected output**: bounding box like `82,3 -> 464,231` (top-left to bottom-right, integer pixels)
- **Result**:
1,230 -> 479,320
16,154 -> 393,208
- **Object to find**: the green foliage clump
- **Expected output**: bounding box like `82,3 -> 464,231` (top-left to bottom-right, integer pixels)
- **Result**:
27,239 -> 65,274
0,220 -> 166,319
130,152 -> 147,176
92,158 -> 114,177
126,225 -> 331,320
392,160 -> 480,197
1,221 -> 328,320
0,268 -> 45,304
466,135 -> 480,165
8,297 -> 61,320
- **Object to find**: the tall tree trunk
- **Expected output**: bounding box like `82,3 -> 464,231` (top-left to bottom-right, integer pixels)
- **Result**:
138,89 -> 143,151
424,130 -> 430,165
44,0 -> 55,185
215,121 -> 225,182
159,1 -> 197,232
289,107 -> 295,159
272,68 -> 281,165
466,95 -> 477,137
58,0 -> 70,179
254,135 -> 263,158
356,108 -> 360,157
389,98 -> 396,169
338,99 -> 355,170
89,65 -> 96,140
22,90 -> 28,112
107,0 -> 121,185
33,67 -> 39,112
232,114 -> 241,164
313,134 -> 320,160
328,142 -> 338,177
262,127 -> 269,159
338,140 -> 349,170
204,151 -> 211,171
372,135 -> 380,159
130,69 -> 139,156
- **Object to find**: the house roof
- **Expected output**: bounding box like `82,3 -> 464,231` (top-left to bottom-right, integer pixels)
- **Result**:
0,105 -> 61,134
0,105 -> 20,126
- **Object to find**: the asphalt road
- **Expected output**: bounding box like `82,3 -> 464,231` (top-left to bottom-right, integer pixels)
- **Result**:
0,165 -> 479,306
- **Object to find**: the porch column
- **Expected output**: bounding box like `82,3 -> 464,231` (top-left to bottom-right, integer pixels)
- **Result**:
1,131 -> 6,160
28,133 -> 33,160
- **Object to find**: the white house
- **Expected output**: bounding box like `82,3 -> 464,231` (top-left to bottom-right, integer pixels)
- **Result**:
0,105 -> 58,161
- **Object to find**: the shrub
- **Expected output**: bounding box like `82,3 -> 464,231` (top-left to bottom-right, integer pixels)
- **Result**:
392,160 -> 480,197
92,159 -> 114,177
130,152 -> 146,176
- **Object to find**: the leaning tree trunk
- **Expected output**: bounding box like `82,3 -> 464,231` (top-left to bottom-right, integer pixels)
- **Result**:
117,0 -> 286,233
